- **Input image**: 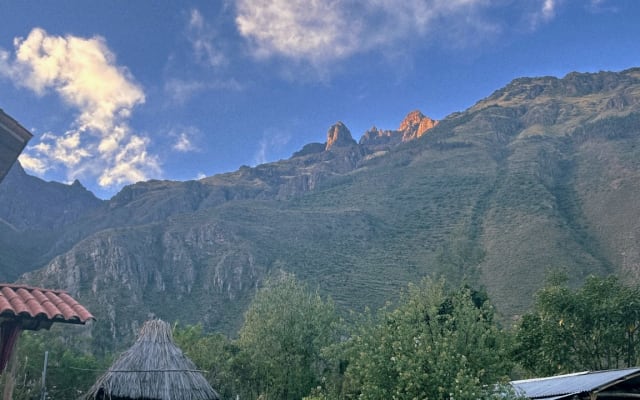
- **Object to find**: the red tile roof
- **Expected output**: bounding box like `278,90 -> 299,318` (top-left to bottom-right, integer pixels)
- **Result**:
0,284 -> 94,327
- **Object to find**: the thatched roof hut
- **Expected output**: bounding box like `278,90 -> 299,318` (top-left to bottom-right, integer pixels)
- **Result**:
85,319 -> 219,400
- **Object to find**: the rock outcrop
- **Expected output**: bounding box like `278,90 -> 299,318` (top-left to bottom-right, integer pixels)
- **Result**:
358,111 -> 438,146
399,110 -> 438,141
359,126 -> 399,146
325,122 -> 357,150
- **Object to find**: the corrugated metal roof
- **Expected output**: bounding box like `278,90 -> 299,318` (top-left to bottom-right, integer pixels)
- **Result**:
511,368 -> 640,399
0,284 -> 94,327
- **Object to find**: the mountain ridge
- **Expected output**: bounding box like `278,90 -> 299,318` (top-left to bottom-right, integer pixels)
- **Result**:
4,67 -> 640,347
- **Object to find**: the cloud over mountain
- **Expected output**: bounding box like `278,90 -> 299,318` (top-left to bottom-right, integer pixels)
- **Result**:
254,127 -> 292,166
234,0 -> 504,66
235,0 -> 359,64
0,28 -> 160,188
233,0 -> 592,69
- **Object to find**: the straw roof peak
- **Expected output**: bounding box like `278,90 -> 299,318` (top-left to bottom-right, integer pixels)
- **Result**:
85,319 -> 219,400
136,319 -> 174,343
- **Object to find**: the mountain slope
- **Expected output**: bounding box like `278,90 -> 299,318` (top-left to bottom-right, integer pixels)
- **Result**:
12,68 -> 640,345
0,163 -> 103,281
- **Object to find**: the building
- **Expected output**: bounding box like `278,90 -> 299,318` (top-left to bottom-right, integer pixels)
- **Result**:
0,109 -> 32,184
85,319 -> 220,400
511,368 -> 640,399
0,284 -> 95,373
0,112 -> 95,400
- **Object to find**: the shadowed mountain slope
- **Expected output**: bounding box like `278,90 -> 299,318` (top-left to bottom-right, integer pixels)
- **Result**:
0,163 -> 103,281
6,68 -> 640,345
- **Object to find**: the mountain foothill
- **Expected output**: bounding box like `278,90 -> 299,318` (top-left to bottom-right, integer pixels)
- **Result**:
2,67 -> 640,345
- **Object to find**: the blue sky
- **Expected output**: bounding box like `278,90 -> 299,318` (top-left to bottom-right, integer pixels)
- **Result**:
1,0 -> 639,199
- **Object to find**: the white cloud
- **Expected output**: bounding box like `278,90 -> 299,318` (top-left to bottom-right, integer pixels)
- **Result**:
17,153 -> 48,175
164,78 -> 243,105
587,0 -> 616,13
235,0 -> 500,66
165,79 -> 208,105
530,0 -> 558,29
188,8 -> 226,67
253,128 -> 291,165
33,130 -> 91,167
526,0 -> 562,29
163,8 -> 243,105
99,135 -> 156,187
171,127 -> 201,153
236,0 -> 360,65
0,28 -> 160,188
174,133 -> 195,152
542,0 -> 557,19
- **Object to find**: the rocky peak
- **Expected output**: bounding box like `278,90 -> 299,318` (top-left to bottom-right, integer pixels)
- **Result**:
359,126 -> 383,143
399,110 -> 426,131
416,117 -> 438,137
398,110 -> 438,141
325,121 -> 356,150
359,126 -> 400,146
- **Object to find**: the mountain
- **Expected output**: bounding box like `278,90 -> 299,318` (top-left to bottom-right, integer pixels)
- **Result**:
0,163 -> 103,281
5,68 -> 640,347
359,110 -> 438,146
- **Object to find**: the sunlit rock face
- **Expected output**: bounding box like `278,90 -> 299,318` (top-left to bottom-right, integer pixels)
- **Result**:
399,110 -> 438,141
325,121 -> 356,150
358,110 -> 438,147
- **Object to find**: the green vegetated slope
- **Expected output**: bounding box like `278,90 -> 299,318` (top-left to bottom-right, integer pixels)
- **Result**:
19,68 -> 640,344
472,71 -> 640,316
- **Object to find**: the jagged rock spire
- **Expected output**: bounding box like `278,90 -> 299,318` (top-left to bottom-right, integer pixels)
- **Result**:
325,121 -> 356,150
399,110 -> 427,131
399,110 -> 438,141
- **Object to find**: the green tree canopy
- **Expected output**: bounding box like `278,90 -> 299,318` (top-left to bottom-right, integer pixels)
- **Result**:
235,273 -> 340,400
338,278 -> 515,400
0,329 -> 107,400
514,273 -> 640,376
173,323 -> 239,400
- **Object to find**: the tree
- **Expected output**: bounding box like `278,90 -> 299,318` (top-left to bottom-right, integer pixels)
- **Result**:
0,329 -> 107,399
337,278 -> 516,400
173,324 -> 239,400
514,273 -> 640,376
235,273 -> 340,400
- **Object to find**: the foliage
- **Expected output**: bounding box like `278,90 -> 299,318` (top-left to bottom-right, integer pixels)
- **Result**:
513,273 -> 640,376
235,273 -> 340,400
331,278 -> 516,400
19,272 -> 640,399
175,276 -> 525,400
173,323 -> 242,400
174,274 -> 341,400
0,329 -> 108,399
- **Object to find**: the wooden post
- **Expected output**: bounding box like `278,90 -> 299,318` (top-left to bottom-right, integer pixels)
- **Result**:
1,334 -> 20,400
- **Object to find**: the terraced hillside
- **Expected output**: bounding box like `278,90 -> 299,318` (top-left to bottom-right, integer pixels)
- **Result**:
5,68 -> 640,346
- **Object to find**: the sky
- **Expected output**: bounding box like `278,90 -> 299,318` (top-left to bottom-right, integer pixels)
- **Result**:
1,0 -> 639,199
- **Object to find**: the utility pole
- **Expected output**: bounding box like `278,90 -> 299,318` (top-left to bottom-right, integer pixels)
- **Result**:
40,351 -> 48,400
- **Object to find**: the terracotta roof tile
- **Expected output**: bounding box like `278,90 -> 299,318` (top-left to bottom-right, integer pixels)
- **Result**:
0,284 -> 94,325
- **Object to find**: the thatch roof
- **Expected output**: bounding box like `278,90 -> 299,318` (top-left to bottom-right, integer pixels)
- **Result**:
84,319 -> 219,400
